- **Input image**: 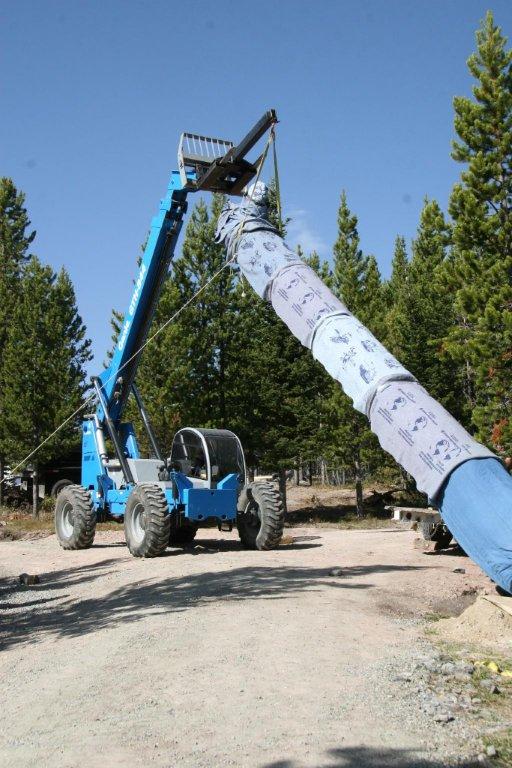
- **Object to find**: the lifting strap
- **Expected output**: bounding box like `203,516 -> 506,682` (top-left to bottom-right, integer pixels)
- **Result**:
271,127 -> 282,226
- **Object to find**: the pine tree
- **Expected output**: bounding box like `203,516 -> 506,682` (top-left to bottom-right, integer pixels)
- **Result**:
0,178 -> 35,504
227,190 -> 333,503
307,249 -> 332,285
326,192 -> 386,515
444,12 -> 512,451
384,236 -> 409,353
134,195 -> 239,452
409,200 -> 460,413
0,259 -> 91,515
361,255 -> 385,335
289,251 -> 334,482
229,202 -> 329,499
386,205 -> 459,413
332,191 -> 368,308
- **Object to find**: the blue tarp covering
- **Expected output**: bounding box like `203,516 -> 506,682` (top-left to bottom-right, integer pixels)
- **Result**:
440,459 -> 512,592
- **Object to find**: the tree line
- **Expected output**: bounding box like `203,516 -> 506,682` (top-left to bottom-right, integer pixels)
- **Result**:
0,179 -> 91,512
0,12 -> 511,515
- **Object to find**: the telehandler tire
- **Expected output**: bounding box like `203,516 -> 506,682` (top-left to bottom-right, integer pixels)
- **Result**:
237,481 -> 284,550
169,524 -> 198,547
51,478 -> 73,498
124,483 -> 170,558
421,518 -> 452,549
55,485 -> 96,550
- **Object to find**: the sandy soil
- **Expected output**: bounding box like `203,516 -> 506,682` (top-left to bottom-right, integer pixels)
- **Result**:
0,520 -> 501,768
439,597 -> 512,652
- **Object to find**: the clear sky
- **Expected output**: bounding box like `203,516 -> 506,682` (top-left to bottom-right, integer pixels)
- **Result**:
2,0 -> 512,370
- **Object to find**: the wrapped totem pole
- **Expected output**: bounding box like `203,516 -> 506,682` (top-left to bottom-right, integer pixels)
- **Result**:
216,182 -> 512,594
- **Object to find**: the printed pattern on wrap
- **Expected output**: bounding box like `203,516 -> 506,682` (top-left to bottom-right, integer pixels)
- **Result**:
270,264 -> 349,347
311,313 -> 414,414
370,381 -> 495,500
235,232 -> 302,299
215,200 -> 278,254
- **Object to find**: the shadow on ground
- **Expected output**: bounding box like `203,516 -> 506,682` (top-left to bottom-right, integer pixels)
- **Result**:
0,559 -> 425,650
262,745 -> 479,767
285,507 -> 391,526
170,537 -> 323,555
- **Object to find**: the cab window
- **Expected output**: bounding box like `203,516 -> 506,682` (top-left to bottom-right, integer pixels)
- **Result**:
171,431 -> 207,480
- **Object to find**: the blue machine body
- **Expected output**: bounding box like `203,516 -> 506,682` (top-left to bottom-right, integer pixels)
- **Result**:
78,110 -> 279,528
80,171 -> 242,524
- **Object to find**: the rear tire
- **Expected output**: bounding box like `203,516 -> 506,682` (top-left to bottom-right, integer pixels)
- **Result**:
55,485 -> 96,550
124,484 -> 170,558
237,482 -> 284,550
421,518 -> 452,548
169,524 -> 198,547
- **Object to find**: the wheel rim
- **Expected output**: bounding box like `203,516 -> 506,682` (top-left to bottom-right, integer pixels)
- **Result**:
129,502 -> 147,545
60,501 -> 75,538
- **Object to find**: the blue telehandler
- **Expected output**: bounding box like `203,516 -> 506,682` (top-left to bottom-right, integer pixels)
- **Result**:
55,111 -> 285,557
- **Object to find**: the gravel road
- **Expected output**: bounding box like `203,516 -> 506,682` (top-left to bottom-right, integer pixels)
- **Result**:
0,526 -> 491,767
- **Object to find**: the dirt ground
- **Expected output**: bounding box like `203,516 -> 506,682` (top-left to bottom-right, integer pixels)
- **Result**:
1,503 -> 507,768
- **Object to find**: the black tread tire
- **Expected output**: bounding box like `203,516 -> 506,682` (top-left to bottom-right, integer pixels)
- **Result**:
421,518 -> 452,548
55,485 -> 96,550
124,483 -> 170,558
51,478 -> 73,498
237,482 -> 284,550
169,525 -> 198,547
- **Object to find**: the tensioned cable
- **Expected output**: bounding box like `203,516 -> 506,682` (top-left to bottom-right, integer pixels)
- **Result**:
1,126 -> 276,484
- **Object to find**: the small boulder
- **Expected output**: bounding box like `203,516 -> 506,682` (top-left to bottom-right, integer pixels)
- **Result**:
434,711 -> 454,723
479,678 -> 500,694
18,573 -> 40,586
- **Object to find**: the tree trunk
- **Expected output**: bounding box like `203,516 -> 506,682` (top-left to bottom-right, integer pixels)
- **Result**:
293,467 -> 300,486
219,340 -> 226,428
308,461 -> 313,487
321,459 -> 327,486
354,458 -> 364,517
32,463 -> 39,518
278,468 -> 288,514
0,455 -> 3,507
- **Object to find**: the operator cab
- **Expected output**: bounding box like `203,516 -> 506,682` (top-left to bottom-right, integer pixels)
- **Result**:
170,428 -> 246,489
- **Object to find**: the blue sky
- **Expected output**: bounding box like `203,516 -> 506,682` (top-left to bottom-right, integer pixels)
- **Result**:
2,0 -> 512,369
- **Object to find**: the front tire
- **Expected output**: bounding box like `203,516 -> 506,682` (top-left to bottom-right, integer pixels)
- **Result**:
51,478 -> 73,498
124,484 -> 170,558
55,485 -> 96,550
237,482 -> 284,550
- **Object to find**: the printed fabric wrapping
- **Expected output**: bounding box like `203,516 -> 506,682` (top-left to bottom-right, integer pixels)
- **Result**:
215,189 -> 497,501
269,264 -> 349,347
215,199 -> 302,298
309,312 -> 414,415
370,380 -> 495,500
